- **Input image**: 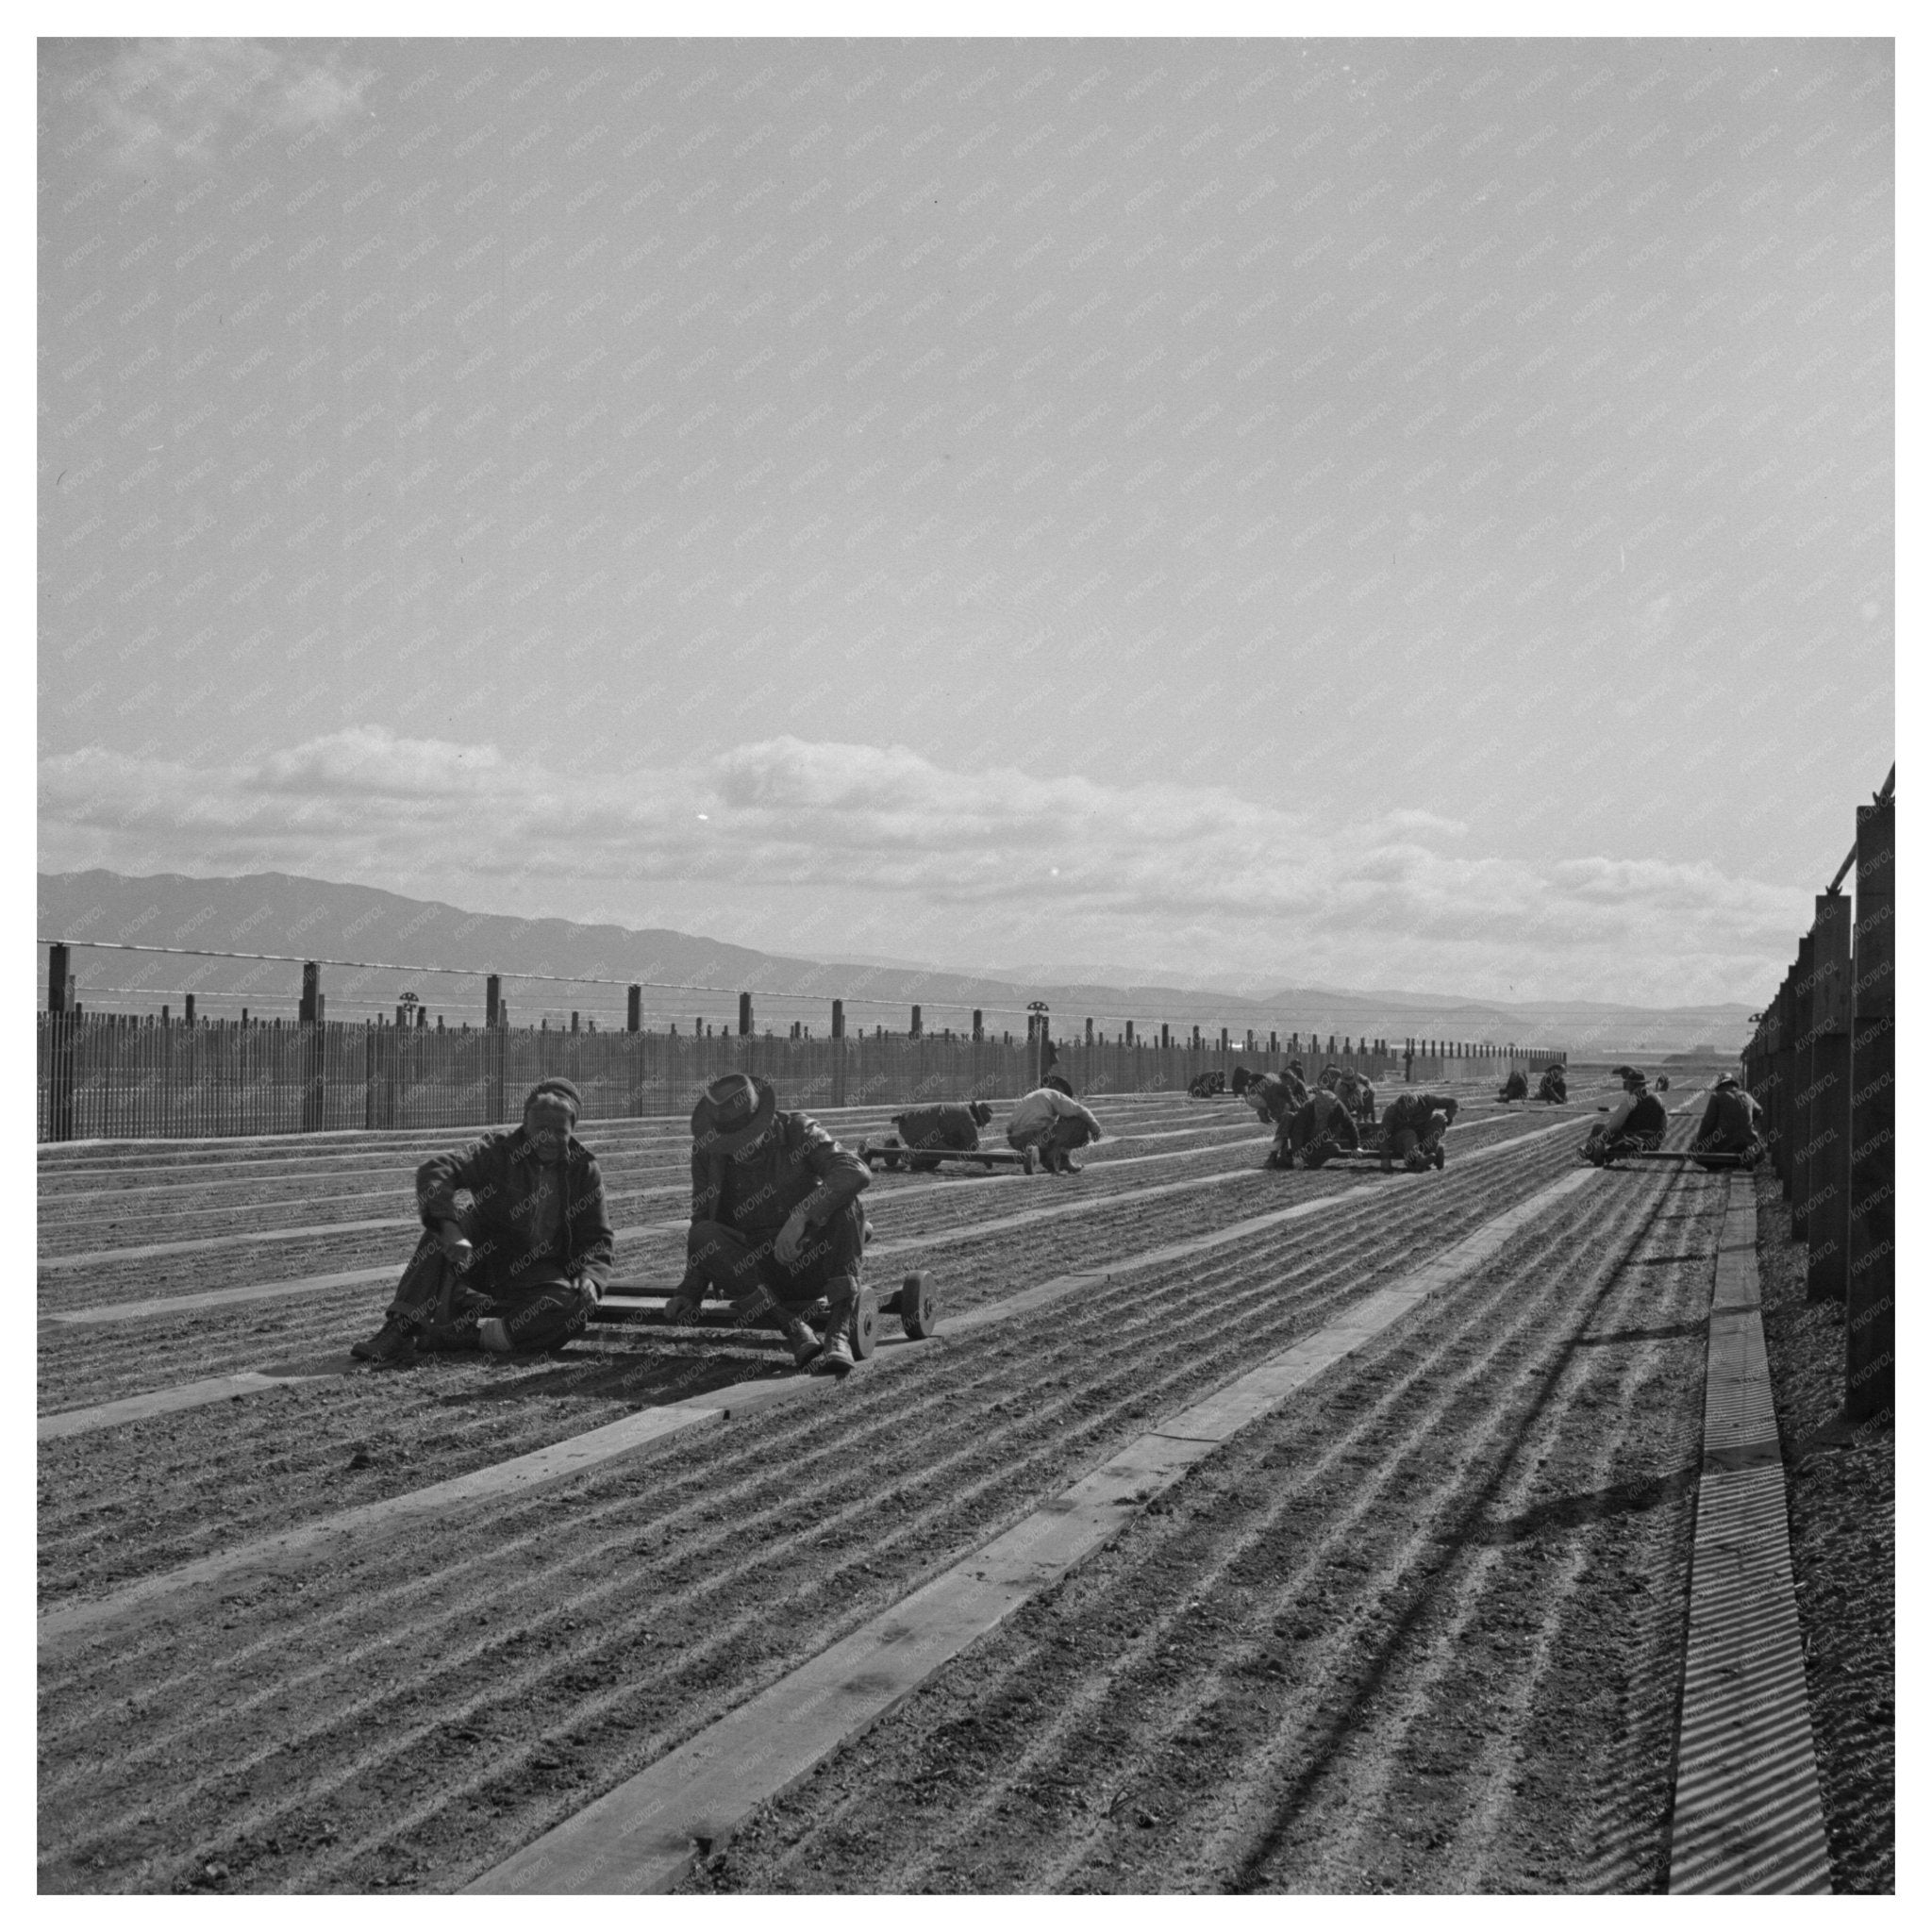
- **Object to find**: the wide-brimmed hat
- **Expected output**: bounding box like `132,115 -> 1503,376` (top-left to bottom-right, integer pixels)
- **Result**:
691,1072 -> 777,1153
969,1100 -> 994,1125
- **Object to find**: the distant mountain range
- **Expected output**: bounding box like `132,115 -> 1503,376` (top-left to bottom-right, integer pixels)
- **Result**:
36,870 -> 1752,1054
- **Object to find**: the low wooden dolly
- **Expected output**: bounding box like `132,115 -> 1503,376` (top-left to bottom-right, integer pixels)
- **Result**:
857,1135 -> 1039,1175
587,1270 -> 940,1358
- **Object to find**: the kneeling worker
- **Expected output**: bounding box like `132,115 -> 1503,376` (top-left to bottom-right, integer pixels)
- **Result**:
1278,1084 -> 1362,1169
1690,1074 -> 1763,1171
354,1077 -> 614,1363
1583,1068 -> 1668,1165
1380,1091 -> 1459,1173
666,1073 -> 874,1375
1498,1069 -> 1529,1103
891,1098 -> 995,1172
1008,1083 -> 1106,1174
1537,1064 -> 1568,1104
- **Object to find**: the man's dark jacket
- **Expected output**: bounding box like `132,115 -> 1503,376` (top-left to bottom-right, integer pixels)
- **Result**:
1382,1092 -> 1456,1137
692,1109 -> 870,1238
1693,1088 -> 1760,1151
416,1127 -> 615,1293
891,1103 -> 982,1154
1289,1090 -> 1361,1151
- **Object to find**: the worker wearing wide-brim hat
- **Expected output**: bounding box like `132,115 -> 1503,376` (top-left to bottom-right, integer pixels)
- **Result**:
1690,1073 -> 1765,1172
667,1072 -> 873,1376
1584,1068 -> 1668,1166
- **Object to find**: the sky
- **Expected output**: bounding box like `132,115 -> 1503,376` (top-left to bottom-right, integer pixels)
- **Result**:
36,32 -> 1894,1007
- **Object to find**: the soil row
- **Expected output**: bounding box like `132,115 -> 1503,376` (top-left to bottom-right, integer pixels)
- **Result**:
39,1141 -> 1602,1891
686,1162 -> 1718,1895
39,1134 -> 1583,1604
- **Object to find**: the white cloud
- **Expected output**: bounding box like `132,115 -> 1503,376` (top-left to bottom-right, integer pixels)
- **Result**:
38,730 -> 1807,1004
86,40 -> 374,170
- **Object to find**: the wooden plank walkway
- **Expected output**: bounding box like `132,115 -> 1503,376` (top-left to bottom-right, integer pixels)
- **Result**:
1667,1174 -> 1832,1893
468,1168 -> 1598,1892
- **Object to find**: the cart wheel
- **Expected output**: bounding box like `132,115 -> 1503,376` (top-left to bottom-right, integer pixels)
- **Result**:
849,1288 -> 879,1359
1023,1145 -> 1038,1175
897,1270 -> 937,1340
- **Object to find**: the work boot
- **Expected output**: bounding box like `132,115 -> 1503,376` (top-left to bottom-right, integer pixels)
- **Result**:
351,1314 -> 416,1364
809,1330 -> 857,1377
1431,1142 -> 1446,1172
783,1317 -> 825,1370
1058,1152 -> 1084,1174
477,1317 -> 514,1354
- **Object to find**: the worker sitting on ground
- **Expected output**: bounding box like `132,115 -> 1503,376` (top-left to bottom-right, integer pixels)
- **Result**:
353,1077 -> 614,1364
665,1073 -> 873,1376
1380,1091 -> 1459,1174
890,1099 -> 995,1173
1270,1085 -> 1362,1169
1008,1084 -> 1106,1174
1187,1071 -> 1226,1098
1690,1074 -> 1764,1172
1537,1064 -> 1568,1104
1498,1069 -> 1530,1103
1230,1065 -> 1256,1097
1582,1068 -> 1669,1166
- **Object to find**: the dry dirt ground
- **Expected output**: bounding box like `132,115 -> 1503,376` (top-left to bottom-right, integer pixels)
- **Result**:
1750,1168 -> 1894,1894
39,1076 -> 1855,1894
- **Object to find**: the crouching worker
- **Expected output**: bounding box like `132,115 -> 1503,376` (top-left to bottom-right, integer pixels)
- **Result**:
891,1098 -> 995,1172
1583,1068 -> 1668,1166
1498,1069 -> 1529,1103
1008,1084 -> 1105,1174
1690,1074 -> 1763,1171
1537,1064 -> 1568,1104
1280,1086 -> 1362,1169
1245,1069 -> 1297,1133
1380,1092 -> 1459,1174
666,1073 -> 872,1377
353,1077 -> 614,1364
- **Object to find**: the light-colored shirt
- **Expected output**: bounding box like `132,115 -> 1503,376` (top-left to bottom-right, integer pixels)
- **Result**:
1008,1088 -> 1102,1141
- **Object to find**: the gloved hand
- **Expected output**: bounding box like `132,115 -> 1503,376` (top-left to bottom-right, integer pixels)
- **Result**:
437,1219 -> 474,1270
773,1207 -> 809,1267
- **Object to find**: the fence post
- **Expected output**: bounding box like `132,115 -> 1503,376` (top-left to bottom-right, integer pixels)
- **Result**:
299,961 -> 325,1132
490,1004 -> 508,1124
1789,930 -> 1814,1241
486,974 -> 501,1028
739,992 -> 753,1037
911,1004 -> 922,1039
626,985 -> 641,1032
831,999 -> 846,1107
1846,795 -> 1893,1424
45,942 -> 75,1142
1806,892 -> 1853,1304
972,1008 -> 983,1042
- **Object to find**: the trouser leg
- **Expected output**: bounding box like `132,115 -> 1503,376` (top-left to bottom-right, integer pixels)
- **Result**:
487,1280 -> 601,1353
1038,1116 -> 1096,1171
386,1229 -> 458,1333
687,1207 -> 864,1339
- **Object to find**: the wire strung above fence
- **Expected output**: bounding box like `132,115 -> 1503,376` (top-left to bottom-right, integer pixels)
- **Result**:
36,935 -> 1511,1046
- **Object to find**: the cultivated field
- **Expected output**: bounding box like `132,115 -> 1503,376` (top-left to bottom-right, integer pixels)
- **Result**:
40,1073 -> 1738,1893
